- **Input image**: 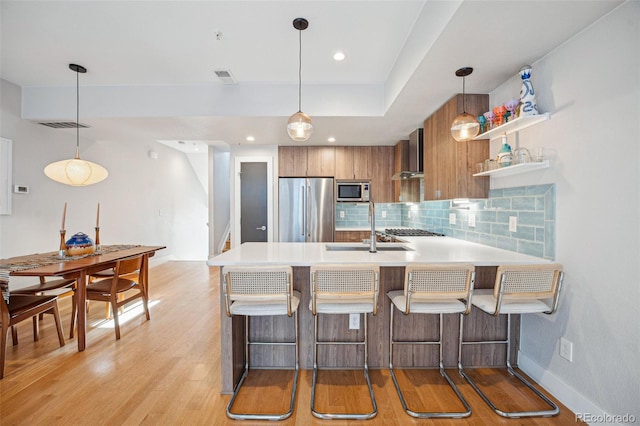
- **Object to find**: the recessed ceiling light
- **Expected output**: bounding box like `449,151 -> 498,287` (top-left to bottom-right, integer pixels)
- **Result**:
333,51 -> 346,61
327,137 -> 336,143
246,136 -> 255,142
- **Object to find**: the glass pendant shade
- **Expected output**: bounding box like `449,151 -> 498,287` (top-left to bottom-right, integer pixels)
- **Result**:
450,66 -> 480,142
451,112 -> 480,141
287,111 -> 313,141
44,149 -> 109,186
44,63 -> 108,186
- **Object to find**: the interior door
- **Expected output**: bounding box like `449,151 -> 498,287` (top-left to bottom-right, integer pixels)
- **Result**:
240,162 -> 268,243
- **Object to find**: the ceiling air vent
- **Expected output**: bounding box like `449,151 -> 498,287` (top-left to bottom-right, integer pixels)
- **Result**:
38,122 -> 90,129
214,69 -> 238,85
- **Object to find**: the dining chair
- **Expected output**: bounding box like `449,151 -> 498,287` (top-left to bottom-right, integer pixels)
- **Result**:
222,265 -> 300,421
11,277 -> 77,338
88,267 -> 138,319
458,263 -> 564,418
309,264 -> 380,420
1,294 -> 66,378
86,255 -> 150,340
388,263 -> 475,418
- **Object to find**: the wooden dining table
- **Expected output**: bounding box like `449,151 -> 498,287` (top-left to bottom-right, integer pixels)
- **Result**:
2,245 -> 165,351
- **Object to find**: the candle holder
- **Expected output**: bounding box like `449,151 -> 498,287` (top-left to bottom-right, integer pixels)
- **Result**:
95,227 -> 101,253
58,230 -> 66,258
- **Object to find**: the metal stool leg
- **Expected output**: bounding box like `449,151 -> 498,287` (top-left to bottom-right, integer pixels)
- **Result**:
458,312 -> 559,418
389,305 -> 471,418
226,312 -> 299,421
311,312 -> 377,420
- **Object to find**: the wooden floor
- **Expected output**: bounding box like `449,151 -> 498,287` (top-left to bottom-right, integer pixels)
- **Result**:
1,261 -> 581,425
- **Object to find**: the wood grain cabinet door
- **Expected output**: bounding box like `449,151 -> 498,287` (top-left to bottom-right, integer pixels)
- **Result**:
423,94 -> 489,200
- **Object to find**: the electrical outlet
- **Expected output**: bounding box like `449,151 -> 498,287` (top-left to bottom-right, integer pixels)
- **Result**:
449,213 -> 456,225
408,210 -> 411,219
509,216 -> 518,232
382,211 -> 387,218
349,313 -> 360,330
339,211 -> 345,219
468,213 -> 476,228
560,337 -> 573,362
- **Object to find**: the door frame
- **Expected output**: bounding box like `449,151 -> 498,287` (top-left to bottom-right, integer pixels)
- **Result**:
233,156 -> 274,246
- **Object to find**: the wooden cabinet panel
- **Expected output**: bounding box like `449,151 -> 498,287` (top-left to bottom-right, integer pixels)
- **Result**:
306,146 -> 335,177
352,146 -> 372,180
278,146 -> 308,177
370,146 -> 394,203
335,231 -> 370,243
423,94 -> 489,200
279,145 -> 395,202
334,146 -> 355,179
393,140 -> 420,203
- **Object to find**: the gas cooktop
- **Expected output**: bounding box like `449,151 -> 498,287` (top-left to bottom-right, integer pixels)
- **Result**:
384,228 -> 444,237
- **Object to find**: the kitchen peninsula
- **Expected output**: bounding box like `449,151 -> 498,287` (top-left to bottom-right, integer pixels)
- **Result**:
208,237 -> 549,393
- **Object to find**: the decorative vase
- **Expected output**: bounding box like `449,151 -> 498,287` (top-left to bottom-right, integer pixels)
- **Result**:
65,232 -> 96,256
518,65 -> 539,116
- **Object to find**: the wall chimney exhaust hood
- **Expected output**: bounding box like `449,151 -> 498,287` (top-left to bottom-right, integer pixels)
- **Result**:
392,128 -> 423,180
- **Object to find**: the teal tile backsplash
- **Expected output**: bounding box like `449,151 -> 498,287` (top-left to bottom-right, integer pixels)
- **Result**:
335,183 -> 555,260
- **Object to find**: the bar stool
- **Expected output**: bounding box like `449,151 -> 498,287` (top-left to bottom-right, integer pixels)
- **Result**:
388,263 -> 475,418
309,264 -> 379,420
222,265 -> 300,421
458,263 -> 564,418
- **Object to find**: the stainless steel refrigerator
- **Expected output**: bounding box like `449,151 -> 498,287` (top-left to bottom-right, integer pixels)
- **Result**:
279,177 -> 334,242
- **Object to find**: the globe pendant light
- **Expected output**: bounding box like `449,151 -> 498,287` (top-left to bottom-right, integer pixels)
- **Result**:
44,64 -> 108,186
450,67 -> 480,142
287,18 -> 313,142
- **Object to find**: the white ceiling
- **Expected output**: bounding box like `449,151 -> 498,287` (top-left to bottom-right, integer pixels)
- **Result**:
1,0 -> 622,152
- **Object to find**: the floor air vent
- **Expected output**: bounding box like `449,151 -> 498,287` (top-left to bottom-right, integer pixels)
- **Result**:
38,122 -> 90,129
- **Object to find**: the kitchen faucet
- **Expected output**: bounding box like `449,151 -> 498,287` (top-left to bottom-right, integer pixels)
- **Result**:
368,200 -> 377,253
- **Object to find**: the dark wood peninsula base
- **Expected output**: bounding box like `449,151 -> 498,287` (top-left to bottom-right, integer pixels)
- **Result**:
219,266 -> 519,394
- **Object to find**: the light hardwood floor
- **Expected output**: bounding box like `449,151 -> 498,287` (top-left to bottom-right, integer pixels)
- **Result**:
1,261 -> 581,425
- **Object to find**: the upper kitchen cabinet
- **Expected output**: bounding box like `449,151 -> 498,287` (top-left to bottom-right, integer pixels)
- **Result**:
352,146 -> 373,180
393,139 -> 421,203
423,93 -> 489,200
370,146 -> 394,203
279,146 -> 308,176
307,146 -> 335,176
334,146 -> 355,179
278,145 -> 394,202
278,146 -> 335,177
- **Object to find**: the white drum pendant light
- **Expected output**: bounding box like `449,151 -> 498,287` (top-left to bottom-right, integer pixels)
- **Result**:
450,67 -> 480,142
44,64 -> 108,186
287,18 -> 313,142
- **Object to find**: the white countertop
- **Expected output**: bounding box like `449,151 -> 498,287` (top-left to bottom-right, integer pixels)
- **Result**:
207,237 -> 548,267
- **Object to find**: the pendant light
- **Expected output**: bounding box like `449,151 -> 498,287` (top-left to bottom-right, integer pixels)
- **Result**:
450,67 -> 480,142
287,18 -> 313,142
44,64 -> 108,186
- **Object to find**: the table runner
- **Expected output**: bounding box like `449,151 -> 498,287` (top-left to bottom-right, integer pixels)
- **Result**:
1,245 -> 140,303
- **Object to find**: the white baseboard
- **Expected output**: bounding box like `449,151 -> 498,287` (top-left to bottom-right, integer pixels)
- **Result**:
518,352 -> 618,425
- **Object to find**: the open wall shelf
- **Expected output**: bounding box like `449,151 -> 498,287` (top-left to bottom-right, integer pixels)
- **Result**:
473,113 -> 550,141
473,160 -> 549,177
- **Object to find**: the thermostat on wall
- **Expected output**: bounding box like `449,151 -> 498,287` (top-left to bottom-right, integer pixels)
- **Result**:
14,185 -> 29,194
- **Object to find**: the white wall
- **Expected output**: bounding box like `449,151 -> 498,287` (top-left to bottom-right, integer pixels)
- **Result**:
210,147 -> 230,254
1,79 -> 209,282
489,1 -> 639,419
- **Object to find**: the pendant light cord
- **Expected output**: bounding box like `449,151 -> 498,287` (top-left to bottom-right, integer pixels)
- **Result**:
76,69 -> 80,151
462,75 -> 466,114
297,28 -> 302,113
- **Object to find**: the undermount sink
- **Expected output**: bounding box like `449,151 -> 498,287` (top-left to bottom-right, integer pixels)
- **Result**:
325,244 -> 413,252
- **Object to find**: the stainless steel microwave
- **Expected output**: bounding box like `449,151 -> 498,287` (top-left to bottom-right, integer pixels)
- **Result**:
336,181 -> 370,202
